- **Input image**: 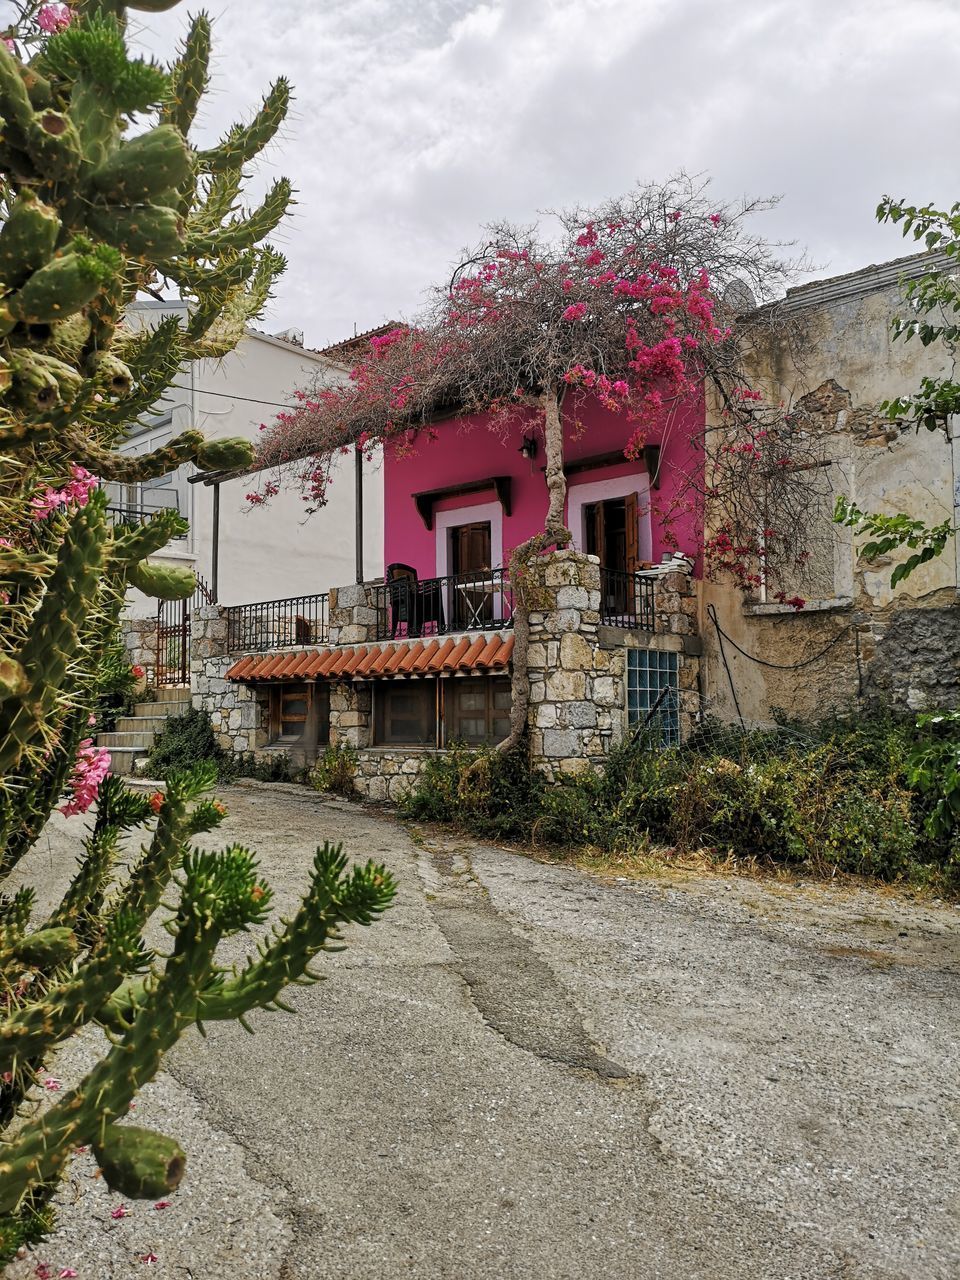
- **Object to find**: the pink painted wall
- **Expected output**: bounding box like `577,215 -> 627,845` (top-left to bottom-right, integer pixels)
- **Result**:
383,391 -> 704,577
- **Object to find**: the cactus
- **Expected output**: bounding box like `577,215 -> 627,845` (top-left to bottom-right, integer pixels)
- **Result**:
0,1 -> 395,1257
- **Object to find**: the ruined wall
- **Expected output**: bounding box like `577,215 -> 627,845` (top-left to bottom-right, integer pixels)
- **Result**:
703,260 -> 960,725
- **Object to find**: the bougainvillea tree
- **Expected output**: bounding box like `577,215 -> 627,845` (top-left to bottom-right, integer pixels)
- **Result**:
256,177 -> 821,748
0,0 -> 393,1258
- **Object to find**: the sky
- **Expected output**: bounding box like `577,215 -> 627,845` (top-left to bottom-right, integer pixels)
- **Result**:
116,0 -> 960,348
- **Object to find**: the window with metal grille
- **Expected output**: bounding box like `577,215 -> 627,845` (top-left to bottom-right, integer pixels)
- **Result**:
626,649 -> 680,746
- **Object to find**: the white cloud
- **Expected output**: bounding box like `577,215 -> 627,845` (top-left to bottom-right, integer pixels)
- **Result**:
121,0 -> 960,348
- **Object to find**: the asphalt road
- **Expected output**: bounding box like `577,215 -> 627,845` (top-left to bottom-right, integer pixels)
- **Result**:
6,783 -> 960,1280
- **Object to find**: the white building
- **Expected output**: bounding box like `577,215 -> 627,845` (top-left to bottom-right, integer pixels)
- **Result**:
113,302 -> 383,616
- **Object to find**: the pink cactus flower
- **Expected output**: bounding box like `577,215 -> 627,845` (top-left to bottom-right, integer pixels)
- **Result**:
59,739 -> 111,818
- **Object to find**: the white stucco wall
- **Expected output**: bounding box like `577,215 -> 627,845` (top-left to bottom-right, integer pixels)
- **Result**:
119,305 -> 383,617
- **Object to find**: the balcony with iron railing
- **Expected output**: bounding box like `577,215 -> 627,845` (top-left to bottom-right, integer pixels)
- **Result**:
372,567 -> 514,641
598,567 -> 658,630
225,593 -> 329,653
105,503 -> 188,537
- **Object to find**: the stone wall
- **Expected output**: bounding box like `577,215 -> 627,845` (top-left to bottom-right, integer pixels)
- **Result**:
351,748 -> 432,802
191,605 -> 269,754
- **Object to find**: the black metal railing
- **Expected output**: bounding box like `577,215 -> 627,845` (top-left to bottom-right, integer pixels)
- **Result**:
225,593 -> 329,653
106,504 -> 187,538
599,567 -> 657,630
373,568 -> 514,641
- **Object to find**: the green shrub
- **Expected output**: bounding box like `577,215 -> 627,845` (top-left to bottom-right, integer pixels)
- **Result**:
398,744 -> 544,840
146,707 -> 230,780
397,711 -> 953,892
311,743 -> 359,796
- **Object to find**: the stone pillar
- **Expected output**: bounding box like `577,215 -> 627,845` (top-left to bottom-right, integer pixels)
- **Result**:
120,616 -> 160,686
328,680 -> 372,749
328,581 -> 381,646
191,605 -> 269,755
526,549 -> 616,780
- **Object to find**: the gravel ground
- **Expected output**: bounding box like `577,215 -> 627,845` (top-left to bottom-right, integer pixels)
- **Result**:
4,781 -> 960,1280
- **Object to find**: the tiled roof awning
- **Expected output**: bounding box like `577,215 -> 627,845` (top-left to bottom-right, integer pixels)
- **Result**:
226,634 -> 514,683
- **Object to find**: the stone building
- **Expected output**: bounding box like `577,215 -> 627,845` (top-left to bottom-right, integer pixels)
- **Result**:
184,251 -> 959,798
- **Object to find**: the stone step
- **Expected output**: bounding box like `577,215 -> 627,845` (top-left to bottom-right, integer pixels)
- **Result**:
114,715 -> 169,735
98,729 -> 159,750
152,685 -> 191,703
106,746 -> 149,776
133,700 -> 190,718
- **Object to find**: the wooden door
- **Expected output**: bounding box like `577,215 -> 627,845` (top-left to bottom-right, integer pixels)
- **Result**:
452,521 -> 492,628
453,522 -> 491,574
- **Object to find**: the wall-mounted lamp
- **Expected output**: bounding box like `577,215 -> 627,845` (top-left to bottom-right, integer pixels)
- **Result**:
519,434 -> 538,460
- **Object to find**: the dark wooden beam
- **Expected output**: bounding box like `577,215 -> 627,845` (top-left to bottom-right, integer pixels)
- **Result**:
412,475 -> 512,530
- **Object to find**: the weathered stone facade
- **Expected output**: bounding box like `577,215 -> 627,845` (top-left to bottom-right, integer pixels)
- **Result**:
328,582 -> 380,646
703,255 -> 960,727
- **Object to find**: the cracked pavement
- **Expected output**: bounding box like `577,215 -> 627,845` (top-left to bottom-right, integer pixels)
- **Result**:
5,782 -> 960,1279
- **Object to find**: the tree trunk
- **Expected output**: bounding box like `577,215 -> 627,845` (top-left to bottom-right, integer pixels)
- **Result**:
497,384 -> 569,755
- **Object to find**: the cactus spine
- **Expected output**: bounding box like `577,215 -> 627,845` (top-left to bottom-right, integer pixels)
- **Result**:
0,0 -> 395,1258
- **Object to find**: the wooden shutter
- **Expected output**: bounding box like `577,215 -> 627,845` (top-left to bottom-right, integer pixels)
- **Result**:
624,492 -> 639,573
624,491 -> 639,615
593,503 -> 606,567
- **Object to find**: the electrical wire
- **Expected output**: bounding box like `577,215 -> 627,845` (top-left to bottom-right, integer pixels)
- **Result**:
706,602 -> 856,671
167,384 -> 296,410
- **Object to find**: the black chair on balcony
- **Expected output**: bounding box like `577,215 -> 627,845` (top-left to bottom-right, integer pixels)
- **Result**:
385,563 -> 445,638
386,563 -> 418,638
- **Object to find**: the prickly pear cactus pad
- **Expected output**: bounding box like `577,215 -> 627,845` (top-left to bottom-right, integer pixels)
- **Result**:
0,1 -> 396,1259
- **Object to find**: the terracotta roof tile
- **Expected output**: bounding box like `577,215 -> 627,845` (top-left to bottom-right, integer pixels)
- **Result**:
226,633 -> 515,683
442,637 -> 472,672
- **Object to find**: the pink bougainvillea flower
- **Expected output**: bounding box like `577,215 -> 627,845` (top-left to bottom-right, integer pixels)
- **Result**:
709,212 -> 722,225
59,1270 -> 79,1278
3,37 -> 15,52
153,1200 -> 171,1211
110,1204 -> 129,1220
34,1264 -> 53,1280
131,664 -> 145,679
43,1077 -> 62,1092
561,302 -> 587,322
37,5 -> 73,33
139,1254 -> 159,1265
